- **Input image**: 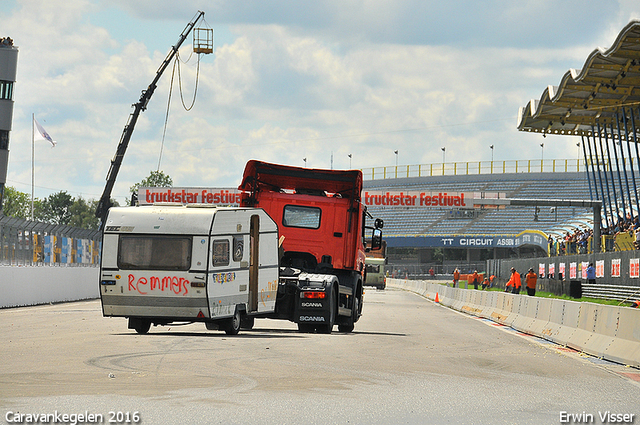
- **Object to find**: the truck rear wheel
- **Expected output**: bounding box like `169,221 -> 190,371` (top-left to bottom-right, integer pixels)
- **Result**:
240,316 -> 255,330
338,295 -> 358,333
318,287 -> 337,334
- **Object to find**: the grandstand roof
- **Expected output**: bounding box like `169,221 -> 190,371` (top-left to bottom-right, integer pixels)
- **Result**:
517,20 -> 640,139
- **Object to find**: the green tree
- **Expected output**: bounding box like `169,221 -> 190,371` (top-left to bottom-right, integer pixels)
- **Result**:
42,191 -> 73,225
1,186 -> 31,218
68,197 -> 100,230
129,170 -> 173,205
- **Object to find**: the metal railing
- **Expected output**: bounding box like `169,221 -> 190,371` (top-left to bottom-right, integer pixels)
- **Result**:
0,215 -> 101,266
362,159 -> 586,180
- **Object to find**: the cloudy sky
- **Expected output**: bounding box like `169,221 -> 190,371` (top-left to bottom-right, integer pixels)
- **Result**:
1,0 -> 639,204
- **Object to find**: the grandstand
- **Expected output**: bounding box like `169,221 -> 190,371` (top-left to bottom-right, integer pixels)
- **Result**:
362,165 -> 632,274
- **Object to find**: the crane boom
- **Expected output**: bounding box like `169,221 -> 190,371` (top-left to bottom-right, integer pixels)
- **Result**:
95,11 -> 205,227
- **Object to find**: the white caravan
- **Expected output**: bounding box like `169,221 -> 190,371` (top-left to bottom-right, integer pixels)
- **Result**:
99,205 -> 279,334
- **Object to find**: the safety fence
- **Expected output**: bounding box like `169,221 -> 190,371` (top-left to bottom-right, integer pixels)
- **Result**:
488,250 -> 640,288
387,278 -> 640,368
362,158 -> 585,180
0,215 -> 101,266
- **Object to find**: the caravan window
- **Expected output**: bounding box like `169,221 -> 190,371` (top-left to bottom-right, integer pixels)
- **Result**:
213,239 -> 230,267
118,235 -> 191,271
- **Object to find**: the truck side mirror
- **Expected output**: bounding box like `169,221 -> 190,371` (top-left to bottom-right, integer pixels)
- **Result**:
371,228 -> 382,250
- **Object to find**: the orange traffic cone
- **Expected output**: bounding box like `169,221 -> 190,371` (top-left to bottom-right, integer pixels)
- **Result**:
435,292 -> 440,303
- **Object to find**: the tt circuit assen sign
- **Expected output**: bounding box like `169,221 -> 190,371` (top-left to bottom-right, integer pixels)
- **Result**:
384,230 -> 549,250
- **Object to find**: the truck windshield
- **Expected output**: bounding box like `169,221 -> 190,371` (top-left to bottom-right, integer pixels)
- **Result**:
118,235 -> 191,271
282,205 -> 321,229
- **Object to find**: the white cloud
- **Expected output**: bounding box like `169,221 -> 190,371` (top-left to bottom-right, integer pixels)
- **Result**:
1,0 -> 638,202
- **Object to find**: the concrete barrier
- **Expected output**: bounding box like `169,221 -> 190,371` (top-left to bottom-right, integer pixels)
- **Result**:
528,297 -> 553,338
582,305 -> 621,359
0,265 -> 99,308
566,303 -> 599,352
604,308 -> 640,367
386,278 -> 640,368
553,300 -> 582,346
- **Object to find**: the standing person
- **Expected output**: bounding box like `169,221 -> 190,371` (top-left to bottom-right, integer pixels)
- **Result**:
506,268 -> 521,294
586,262 -> 596,284
471,270 -> 480,290
525,268 -> 537,296
453,268 -> 460,288
505,268 -> 516,292
429,267 -> 435,279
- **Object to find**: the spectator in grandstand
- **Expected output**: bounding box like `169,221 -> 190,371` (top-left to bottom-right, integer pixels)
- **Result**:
525,268 -> 537,296
471,270 -> 480,290
586,262 -> 596,284
557,236 -> 566,255
453,268 -> 460,288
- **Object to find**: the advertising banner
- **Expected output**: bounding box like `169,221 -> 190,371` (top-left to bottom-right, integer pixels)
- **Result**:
630,258 -> 639,278
596,260 -> 605,278
611,258 -> 621,278
139,187 -> 506,209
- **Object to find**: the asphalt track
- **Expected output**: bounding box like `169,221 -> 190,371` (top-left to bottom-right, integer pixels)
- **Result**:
1,288 -> 639,425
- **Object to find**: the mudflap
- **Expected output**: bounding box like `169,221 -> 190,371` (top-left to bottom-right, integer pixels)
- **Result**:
294,288 -> 334,327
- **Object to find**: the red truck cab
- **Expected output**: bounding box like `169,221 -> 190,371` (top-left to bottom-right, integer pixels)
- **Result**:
239,160 -> 382,332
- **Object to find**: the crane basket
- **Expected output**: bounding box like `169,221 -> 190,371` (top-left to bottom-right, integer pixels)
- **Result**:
193,27 -> 213,54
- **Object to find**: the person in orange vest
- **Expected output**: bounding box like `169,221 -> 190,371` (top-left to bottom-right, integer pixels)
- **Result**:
525,268 -> 537,296
482,277 -> 490,290
453,268 -> 460,288
513,270 -> 522,294
506,268 -> 521,294
471,270 -> 480,290
632,300 -> 640,308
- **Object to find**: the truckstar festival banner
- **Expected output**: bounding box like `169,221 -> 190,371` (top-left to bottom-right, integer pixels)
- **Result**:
139,187 -> 505,209
362,190 -> 505,208
138,188 -> 241,206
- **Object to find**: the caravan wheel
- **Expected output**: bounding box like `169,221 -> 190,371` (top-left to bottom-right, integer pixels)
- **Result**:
224,308 -> 241,335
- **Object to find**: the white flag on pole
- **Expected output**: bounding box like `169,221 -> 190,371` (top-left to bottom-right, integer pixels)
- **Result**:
33,117 -> 56,147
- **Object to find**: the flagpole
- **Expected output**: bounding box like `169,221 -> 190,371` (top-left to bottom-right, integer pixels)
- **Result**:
31,113 -> 34,221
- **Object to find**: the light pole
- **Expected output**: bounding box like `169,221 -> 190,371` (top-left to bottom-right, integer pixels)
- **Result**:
540,142 -> 544,162
303,157 -> 307,167
348,153 -> 352,169
441,147 -> 446,163
576,142 -> 581,161
490,144 -> 494,162
394,150 -> 398,167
